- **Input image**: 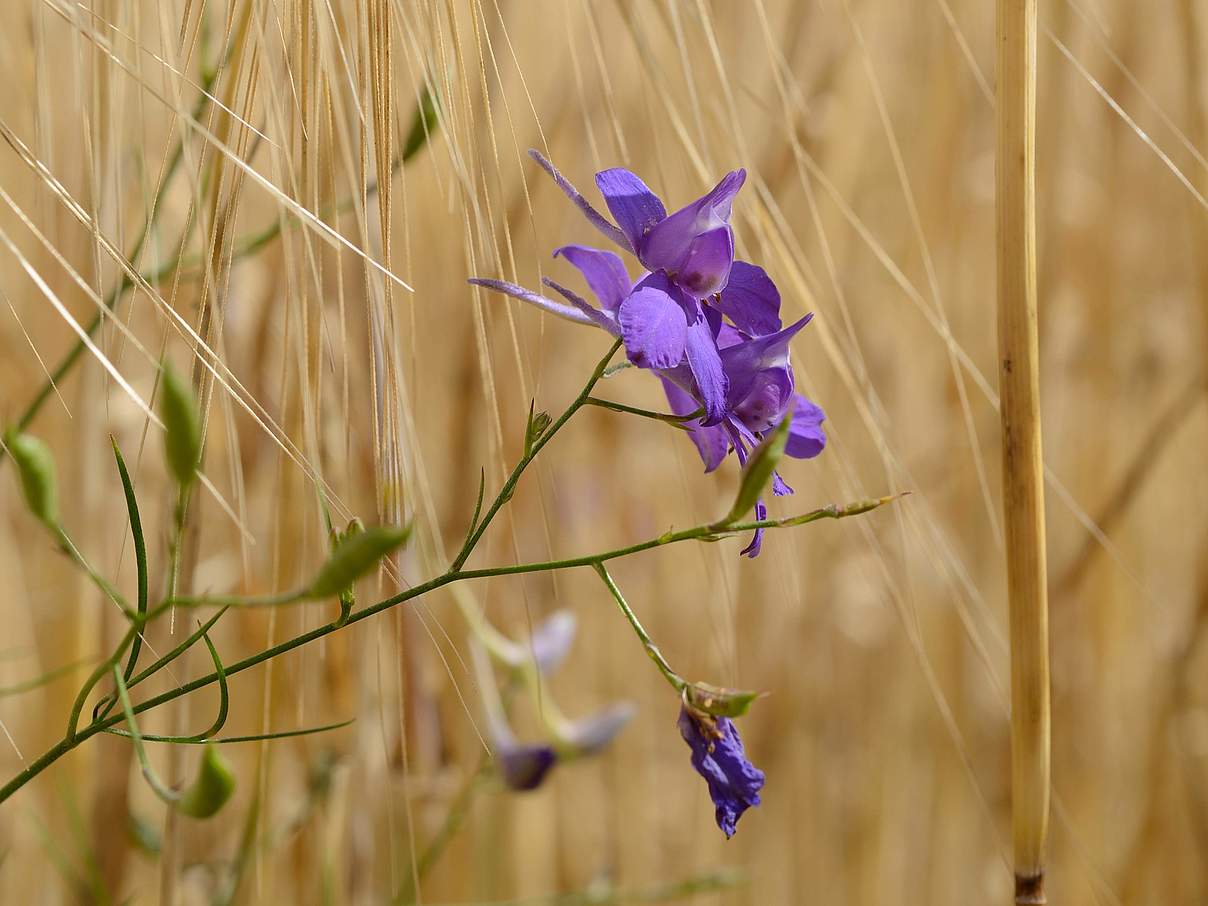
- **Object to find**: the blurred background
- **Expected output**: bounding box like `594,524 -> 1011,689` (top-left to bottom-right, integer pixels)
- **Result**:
0,1 -> 1205,903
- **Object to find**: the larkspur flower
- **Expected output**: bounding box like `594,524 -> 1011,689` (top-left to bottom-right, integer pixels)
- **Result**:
469,153 -> 827,555
678,703 -> 765,838
472,612 -> 633,792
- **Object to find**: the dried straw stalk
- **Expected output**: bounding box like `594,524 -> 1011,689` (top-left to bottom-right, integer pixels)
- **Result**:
996,1 -> 1051,903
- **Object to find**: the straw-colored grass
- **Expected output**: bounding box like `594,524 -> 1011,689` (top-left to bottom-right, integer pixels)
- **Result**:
0,2 -> 1205,904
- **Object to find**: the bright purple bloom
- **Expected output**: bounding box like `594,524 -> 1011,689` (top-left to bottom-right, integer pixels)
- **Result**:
678,704 -> 765,838
469,153 -> 828,555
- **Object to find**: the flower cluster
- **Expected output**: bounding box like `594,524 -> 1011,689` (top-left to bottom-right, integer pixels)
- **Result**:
470,151 -> 827,557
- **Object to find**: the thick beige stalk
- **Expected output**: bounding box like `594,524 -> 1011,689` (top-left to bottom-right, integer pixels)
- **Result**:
996,1 -> 1051,903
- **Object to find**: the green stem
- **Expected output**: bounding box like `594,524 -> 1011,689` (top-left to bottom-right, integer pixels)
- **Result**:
0,494 -> 891,803
448,339 -> 622,572
393,759 -> 491,904
65,625 -> 139,742
592,563 -> 685,691
583,397 -> 701,429
54,526 -> 134,618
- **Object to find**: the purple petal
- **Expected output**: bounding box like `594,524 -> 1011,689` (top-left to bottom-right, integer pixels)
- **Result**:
543,278 -> 620,335
529,610 -> 577,675
617,286 -> 688,370
676,226 -> 735,298
726,422 -> 767,558
661,377 -> 730,472
639,170 -> 746,291
739,499 -> 767,558
720,313 -> 813,405
678,705 -> 765,838
785,394 -> 827,459
595,169 -> 666,252
553,245 -> 632,313
731,366 -> 795,434
528,149 -> 630,251
771,471 -> 793,497
469,278 -> 594,326
715,261 -> 781,336
563,702 -> 636,755
498,743 -> 558,791
684,318 -> 729,425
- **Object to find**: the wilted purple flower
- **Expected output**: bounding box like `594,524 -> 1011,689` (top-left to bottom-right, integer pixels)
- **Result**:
678,704 -> 765,839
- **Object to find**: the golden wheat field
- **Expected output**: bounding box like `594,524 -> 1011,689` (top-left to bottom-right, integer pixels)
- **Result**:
0,0 -> 1205,903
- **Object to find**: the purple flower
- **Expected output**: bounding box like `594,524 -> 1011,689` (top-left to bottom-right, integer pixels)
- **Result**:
468,154 -> 828,555
498,743 -> 558,791
678,704 -> 765,838
472,613 -> 633,792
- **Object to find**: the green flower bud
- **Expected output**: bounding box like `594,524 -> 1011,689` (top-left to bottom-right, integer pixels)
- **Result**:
307,523 -> 412,599
159,361 -> 202,487
6,432 -> 59,527
177,743 -> 235,819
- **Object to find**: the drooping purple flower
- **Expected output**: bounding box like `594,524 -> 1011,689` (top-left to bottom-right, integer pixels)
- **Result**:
678,704 -> 765,838
472,612 -> 633,792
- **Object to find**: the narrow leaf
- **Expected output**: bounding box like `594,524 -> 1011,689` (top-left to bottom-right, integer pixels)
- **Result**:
111,439 -> 148,682
401,84 -> 440,163
106,718 -> 355,745
112,665 -> 179,805
714,411 -> 793,528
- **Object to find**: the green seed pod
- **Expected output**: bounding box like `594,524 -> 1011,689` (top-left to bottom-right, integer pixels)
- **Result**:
307,523 -> 412,599
6,432 -> 59,527
177,743 -> 235,819
159,361 -> 202,487
715,409 -> 793,528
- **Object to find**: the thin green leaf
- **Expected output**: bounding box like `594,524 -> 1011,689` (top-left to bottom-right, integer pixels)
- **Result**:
105,718 -> 355,745
401,84 -> 440,162
0,658 -> 89,699
94,607 -> 230,722
112,665 -> 180,805
188,632 -> 229,741
713,410 -> 793,529
111,438 -> 148,683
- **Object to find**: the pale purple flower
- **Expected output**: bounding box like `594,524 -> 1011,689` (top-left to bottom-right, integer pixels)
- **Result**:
472,613 -> 633,792
678,704 -> 765,838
